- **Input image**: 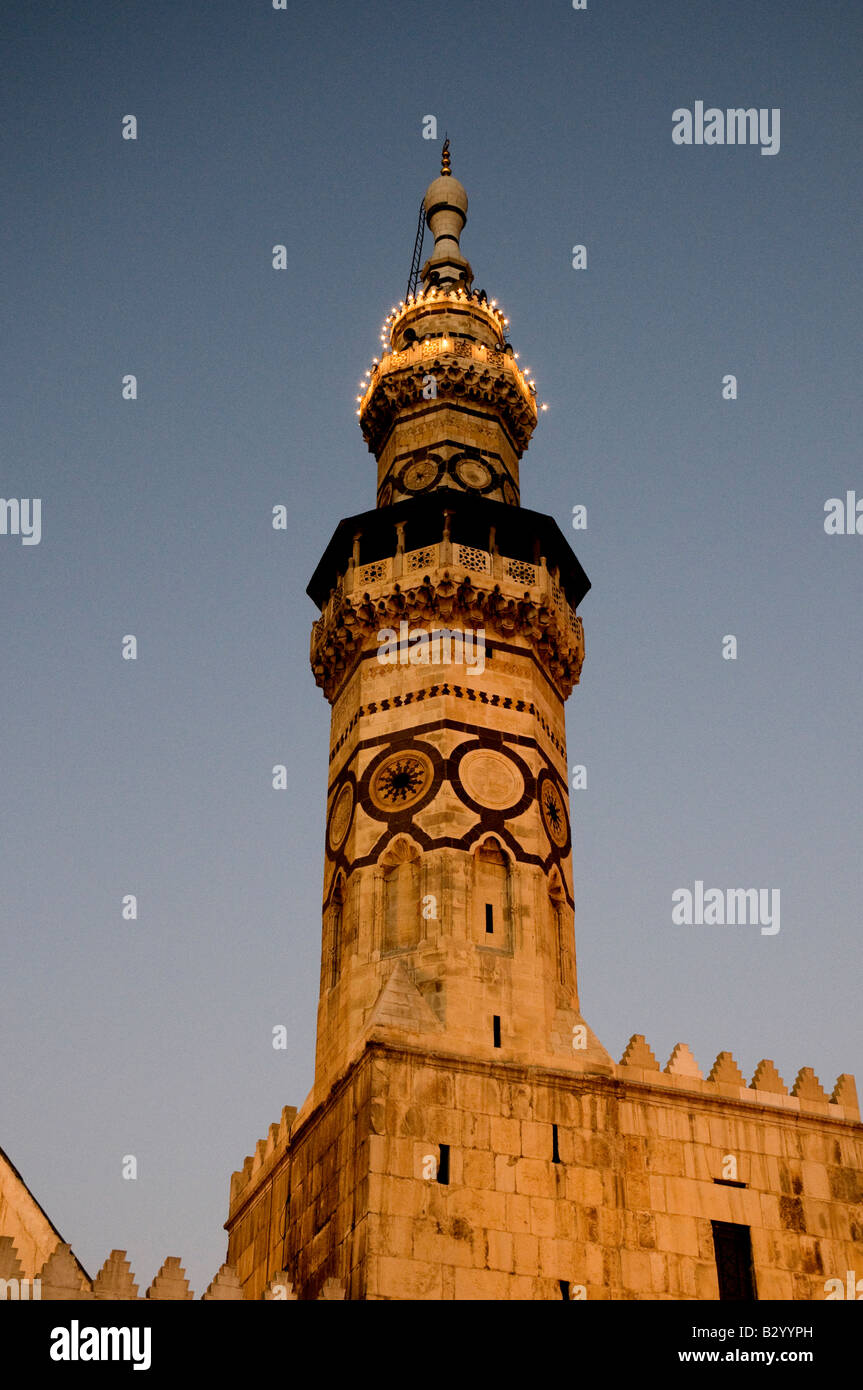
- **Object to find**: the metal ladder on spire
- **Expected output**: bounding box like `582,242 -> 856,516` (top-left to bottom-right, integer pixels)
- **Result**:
405,197 -> 426,301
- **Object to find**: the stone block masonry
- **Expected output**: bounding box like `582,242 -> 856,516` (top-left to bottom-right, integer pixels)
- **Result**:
225,1039 -> 862,1300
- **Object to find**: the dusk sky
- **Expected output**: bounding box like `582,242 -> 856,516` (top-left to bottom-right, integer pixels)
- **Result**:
2,0 -> 860,1295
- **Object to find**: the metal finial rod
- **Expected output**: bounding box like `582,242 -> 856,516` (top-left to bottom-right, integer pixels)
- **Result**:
441,136 -> 451,176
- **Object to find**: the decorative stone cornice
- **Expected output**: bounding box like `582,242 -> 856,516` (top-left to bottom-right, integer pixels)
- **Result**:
310,569 -> 585,702
359,345 -> 537,457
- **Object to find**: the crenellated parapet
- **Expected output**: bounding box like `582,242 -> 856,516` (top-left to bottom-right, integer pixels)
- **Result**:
0,1240 -> 245,1301
617,1034 -> 860,1121
0,1234 -> 346,1302
228,1104 -> 296,1214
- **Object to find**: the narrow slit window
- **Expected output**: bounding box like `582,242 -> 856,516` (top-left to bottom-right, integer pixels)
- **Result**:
559,1280 -> 570,1300
475,838 -> 509,944
552,1124 -> 561,1164
436,1144 -> 450,1185
493,1015 -> 501,1048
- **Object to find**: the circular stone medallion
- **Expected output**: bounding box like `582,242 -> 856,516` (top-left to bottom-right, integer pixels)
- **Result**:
459,748 -> 525,811
400,456 -> 442,493
538,772 -> 570,851
369,750 -> 435,812
454,456 -> 494,491
327,781 -> 355,853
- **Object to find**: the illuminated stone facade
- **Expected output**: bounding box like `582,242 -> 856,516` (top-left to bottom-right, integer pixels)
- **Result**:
225,149 -> 863,1301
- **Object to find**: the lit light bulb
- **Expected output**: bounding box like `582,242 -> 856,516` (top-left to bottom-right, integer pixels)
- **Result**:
541,403 -> 548,411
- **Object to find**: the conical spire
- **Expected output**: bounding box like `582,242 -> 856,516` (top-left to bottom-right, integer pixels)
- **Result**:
420,140 -> 472,290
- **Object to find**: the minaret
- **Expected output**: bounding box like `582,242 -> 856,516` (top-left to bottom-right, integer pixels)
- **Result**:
305,144 -> 611,1109
225,149 -> 863,1304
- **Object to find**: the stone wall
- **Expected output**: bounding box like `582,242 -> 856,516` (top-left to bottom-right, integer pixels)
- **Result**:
226,1039 -> 863,1300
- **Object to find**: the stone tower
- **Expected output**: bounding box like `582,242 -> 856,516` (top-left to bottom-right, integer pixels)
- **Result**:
225,149 -> 863,1302
304,141 -> 608,1105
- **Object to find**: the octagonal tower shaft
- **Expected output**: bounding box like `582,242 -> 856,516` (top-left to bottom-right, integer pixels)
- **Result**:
306,149 -> 608,1114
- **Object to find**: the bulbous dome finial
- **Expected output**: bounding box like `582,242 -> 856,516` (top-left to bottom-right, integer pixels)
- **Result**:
420,140 -> 473,290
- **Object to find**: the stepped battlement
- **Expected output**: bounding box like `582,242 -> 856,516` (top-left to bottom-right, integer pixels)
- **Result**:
617,1036 -> 859,1121
0,1235 -> 343,1301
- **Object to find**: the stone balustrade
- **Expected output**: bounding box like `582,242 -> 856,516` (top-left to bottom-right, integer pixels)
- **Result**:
313,540 -> 583,653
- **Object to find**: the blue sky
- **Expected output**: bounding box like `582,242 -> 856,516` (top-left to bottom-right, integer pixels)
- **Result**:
1,0 -> 860,1294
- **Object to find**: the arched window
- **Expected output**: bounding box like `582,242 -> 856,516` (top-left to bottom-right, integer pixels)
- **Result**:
381,838 -> 421,953
548,871 -> 569,985
474,836 -> 511,945
329,875 -> 345,988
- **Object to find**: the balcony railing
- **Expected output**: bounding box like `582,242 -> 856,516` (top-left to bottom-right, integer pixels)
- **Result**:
314,534 -> 582,649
